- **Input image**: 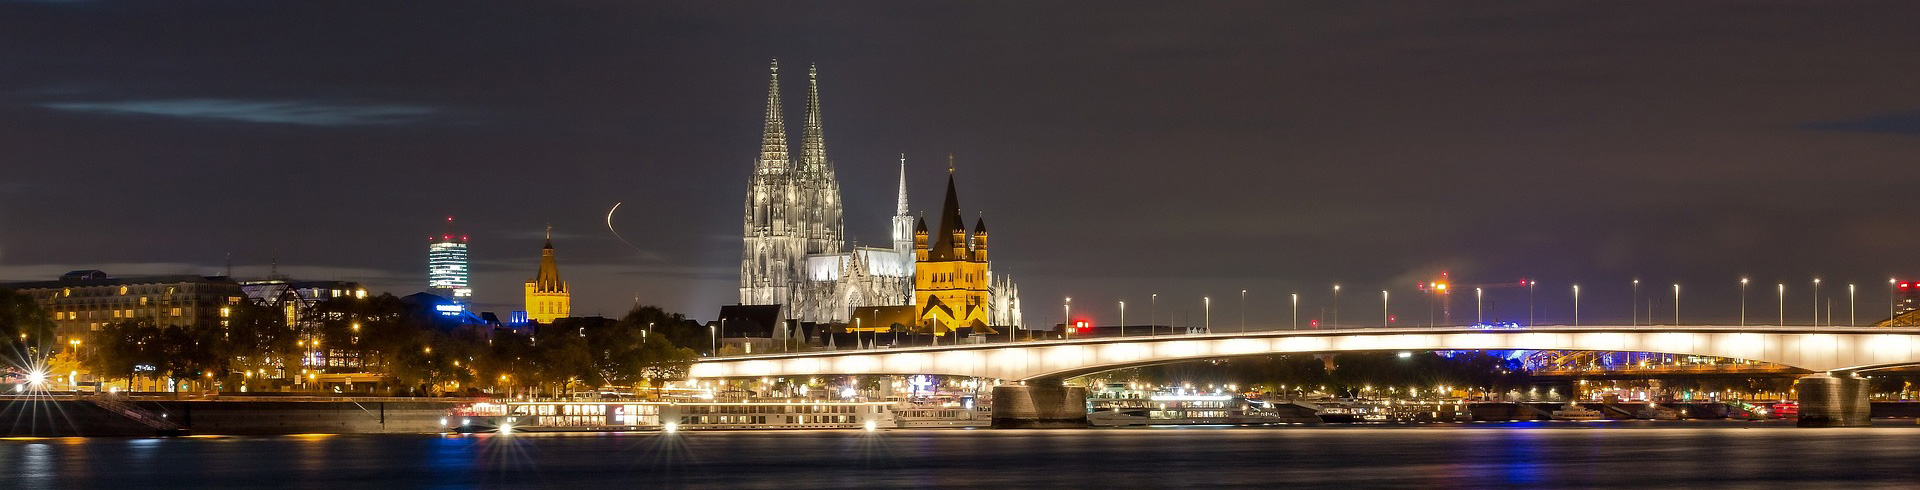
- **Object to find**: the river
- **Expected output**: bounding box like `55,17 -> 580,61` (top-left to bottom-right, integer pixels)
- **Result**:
5,421 -> 1919,488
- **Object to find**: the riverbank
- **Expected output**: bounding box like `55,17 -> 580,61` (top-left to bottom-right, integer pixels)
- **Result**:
0,395 -> 470,436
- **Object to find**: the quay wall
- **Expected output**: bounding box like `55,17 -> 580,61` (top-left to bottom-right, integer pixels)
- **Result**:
0,399 -> 464,437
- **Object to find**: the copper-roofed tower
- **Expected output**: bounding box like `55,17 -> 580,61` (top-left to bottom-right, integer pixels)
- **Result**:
524,225 -> 571,323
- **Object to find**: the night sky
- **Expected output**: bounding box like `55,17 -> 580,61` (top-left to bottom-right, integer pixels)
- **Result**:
3,1 -> 1918,327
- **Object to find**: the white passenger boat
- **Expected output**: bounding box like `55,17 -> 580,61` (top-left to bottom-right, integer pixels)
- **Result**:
1088,393 -> 1290,426
449,399 -> 896,432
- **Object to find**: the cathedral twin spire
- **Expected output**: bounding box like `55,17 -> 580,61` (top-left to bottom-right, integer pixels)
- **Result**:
755,60 -> 833,180
742,60 -> 848,307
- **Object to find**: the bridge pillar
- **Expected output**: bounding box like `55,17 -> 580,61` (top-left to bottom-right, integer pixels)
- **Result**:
1795,373 -> 1871,427
991,384 -> 1088,429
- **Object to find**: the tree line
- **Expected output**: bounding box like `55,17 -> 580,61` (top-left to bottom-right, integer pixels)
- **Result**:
1,289 -> 699,396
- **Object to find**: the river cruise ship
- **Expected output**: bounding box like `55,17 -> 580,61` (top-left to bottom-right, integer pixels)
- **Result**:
448,399 -> 896,432
1088,392 -> 1292,426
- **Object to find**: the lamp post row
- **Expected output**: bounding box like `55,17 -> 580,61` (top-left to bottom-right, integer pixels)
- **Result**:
1075,275 -> 1886,339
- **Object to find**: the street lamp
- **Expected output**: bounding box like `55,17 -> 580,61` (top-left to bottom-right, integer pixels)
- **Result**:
1119,301 -> 1126,338
1151,293 -> 1158,337
1849,283 -> 1857,326
1064,297 -> 1072,339
1291,293 -> 1299,330
1572,284 -> 1580,326
1777,283 -> 1785,326
709,324 -> 717,356
1332,285 -> 1341,328
1527,280 -> 1536,327
1382,290 -> 1390,326
1475,287 -> 1483,324
1813,278 -> 1822,326
1672,283 -> 1680,324
1240,289 -> 1247,333
1740,278 -> 1749,327
1203,296 -> 1211,334
1631,279 -> 1640,326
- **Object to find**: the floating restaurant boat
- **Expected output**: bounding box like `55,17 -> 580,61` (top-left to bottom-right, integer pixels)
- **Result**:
1550,404 -> 1606,421
1634,404 -> 1681,420
1088,393 -> 1292,426
447,399 -> 897,432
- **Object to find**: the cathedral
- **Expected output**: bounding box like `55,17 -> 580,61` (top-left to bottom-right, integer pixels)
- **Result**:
737,61 -> 1021,339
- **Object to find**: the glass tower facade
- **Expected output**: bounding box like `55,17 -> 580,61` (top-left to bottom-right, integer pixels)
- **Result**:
429,216 -> 471,299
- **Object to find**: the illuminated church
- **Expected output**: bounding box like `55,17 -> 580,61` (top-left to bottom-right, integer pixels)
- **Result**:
737,61 -> 1021,338
524,226 -> 570,323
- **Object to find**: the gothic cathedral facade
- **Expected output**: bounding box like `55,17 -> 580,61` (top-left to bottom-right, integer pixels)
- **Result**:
739,61 -> 915,325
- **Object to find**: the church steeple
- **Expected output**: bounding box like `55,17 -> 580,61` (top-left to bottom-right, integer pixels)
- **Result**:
896,153 -> 910,216
756,60 -> 789,174
526,224 -> 570,323
930,160 -> 968,261
891,154 -> 915,252
800,63 -> 826,175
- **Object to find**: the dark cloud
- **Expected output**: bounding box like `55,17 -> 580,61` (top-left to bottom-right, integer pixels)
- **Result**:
1,1 -> 1917,327
1803,112 -> 1920,136
40,99 -> 439,126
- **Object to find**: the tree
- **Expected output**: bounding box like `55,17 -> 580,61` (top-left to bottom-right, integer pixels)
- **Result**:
0,288 -> 56,370
620,305 -> 706,355
83,319 -> 166,388
220,300 -> 301,388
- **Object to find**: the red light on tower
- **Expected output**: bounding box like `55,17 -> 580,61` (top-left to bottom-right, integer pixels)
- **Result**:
1309,319 -> 1320,327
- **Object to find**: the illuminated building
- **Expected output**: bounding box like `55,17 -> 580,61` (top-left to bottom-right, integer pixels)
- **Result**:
523,226 -> 571,324
239,278 -> 367,327
2,270 -> 244,345
738,61 -> 914,327
428,216 -> 472,300
911,167 -> 995,337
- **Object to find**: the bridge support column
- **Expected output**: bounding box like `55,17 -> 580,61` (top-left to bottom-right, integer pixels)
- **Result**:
991,384 -> 1088,429
1795,373 -> 1870,427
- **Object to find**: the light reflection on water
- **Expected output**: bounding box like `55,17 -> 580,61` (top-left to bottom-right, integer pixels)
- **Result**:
1,422 -> 1918,489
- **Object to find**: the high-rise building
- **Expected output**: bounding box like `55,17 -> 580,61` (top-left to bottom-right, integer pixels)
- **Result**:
524,226 -> 571,324
429,216 -> 471,300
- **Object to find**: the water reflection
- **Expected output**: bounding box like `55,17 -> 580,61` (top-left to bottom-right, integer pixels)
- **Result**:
0,423 -> 1917,488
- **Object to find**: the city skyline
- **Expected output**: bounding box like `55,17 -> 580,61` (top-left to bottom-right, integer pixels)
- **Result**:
2,2 -> 1918,324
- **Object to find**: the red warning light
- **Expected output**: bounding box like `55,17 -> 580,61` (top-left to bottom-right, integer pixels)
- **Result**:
1388,315 -> 1397,323
1309,319 -> 1320,327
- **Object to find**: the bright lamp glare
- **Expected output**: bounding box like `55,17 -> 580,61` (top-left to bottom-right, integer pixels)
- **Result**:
25,370 -> 46,386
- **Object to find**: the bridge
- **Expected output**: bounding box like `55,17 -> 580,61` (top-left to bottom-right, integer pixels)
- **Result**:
690,325 -> 1920,427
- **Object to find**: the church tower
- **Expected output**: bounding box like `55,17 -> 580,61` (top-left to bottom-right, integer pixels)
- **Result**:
524,226 -> 571,323
797,64 -> 846,257
914,163 -> 993,336
741,60 -> 801,307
